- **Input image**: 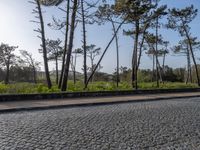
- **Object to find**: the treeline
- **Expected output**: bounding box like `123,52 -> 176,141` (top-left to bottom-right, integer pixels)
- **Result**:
118,66 -> 200,84
0,44 -> 40,84
1,63 -> 199,85
1,0 -> 200,91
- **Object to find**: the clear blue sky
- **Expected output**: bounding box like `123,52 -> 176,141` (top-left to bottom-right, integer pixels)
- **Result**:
0,0 -> 200,73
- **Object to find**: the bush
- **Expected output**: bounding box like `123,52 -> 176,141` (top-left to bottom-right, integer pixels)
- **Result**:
0,81 -> 198,94
0,83 -> 9,94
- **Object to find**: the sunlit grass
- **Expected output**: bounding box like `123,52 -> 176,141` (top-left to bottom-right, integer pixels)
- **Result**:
0,81 -> 198,94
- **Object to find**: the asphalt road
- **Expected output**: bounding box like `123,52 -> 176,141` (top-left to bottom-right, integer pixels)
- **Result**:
0,98 -> 200,150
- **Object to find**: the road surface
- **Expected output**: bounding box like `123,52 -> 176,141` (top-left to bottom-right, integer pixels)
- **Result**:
0,97 -> 200,149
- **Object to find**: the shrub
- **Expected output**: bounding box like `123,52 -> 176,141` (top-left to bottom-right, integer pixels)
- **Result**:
0,81 -> 198,94
0,83 -> 8,94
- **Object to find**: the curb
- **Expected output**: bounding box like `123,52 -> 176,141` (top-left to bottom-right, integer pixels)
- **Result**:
0,88 -> 200,102
0,94 -> 200,114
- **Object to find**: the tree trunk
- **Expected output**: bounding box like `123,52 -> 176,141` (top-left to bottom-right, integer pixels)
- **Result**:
189,63 -> 192,83
132,20 -> 139,89
55,57 -> 59,85
188,42 -> 199,85
73,53 -> 77,85
155,52 -> 163,83
36,0 -> 52,89
186,44 -> 192,84
152,54 -> 155,82
155,14 -> 159,87
81,0 -> 88,89
90,57 -> 94,82
184,27 -> 200,86
189,52 -> 192,83
137,33 -> 145,70
86,21 -> 125,86
111,21 -> 120,87
33,66 -> 37,84
73,69 -> 76,84
137,24 -> 149,70
59,0 -> 70,89
5,63 -> 10,84
162,53 -> 166,74
61,0 -> 78,91
145,38 -> 163,84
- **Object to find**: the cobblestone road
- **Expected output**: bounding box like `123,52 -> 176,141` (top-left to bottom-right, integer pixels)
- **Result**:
1,98 -> 200,150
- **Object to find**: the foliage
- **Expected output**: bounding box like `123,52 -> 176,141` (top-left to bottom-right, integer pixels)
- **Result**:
0,83 -> 59,94
0,83 -> 8,93
167,5 -> 200,86
0,43 -> 17,67
167,5 -> 197,35
0,43 -> 18,84
138,82 -> 197,89
46,38 -> 63,61
0,81 -> 198,94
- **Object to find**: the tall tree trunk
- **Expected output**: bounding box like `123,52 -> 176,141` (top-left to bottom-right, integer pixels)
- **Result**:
5,63 -> 10,84
36,0 -> 52,89
188,42 -> 199,85
111,21 -> 120,87
189,64 -> 192,83
137,23 -> 149,70
186,67 -> 190,84
55,57 -> 59,85
33,66 -> 37,84
155,14 -> 159,87
86,21 -> 125,86
184,27 -> 200,86
137,33 -> 146,70
90,57 -> 94,82
155,52 -> 163,83
61,0 -> 78,91
162,53 -> 166,74
73,53 -> 77,85
152,54 -> 155,82
132,20 -> 139,89
59,0 -> 70,89
73,68 -> 76,84
145,38 -> 162,84
186,44 -> 192,84
189,50 -> 193,83
81,0 -> 87,89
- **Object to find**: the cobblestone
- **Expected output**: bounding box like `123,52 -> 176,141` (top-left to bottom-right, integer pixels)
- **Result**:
1,98 -> 200,149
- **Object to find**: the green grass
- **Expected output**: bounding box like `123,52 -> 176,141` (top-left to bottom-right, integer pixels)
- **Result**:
0,83 -> 60,94
0,81 -> 198,94
138,82 -> 198,89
